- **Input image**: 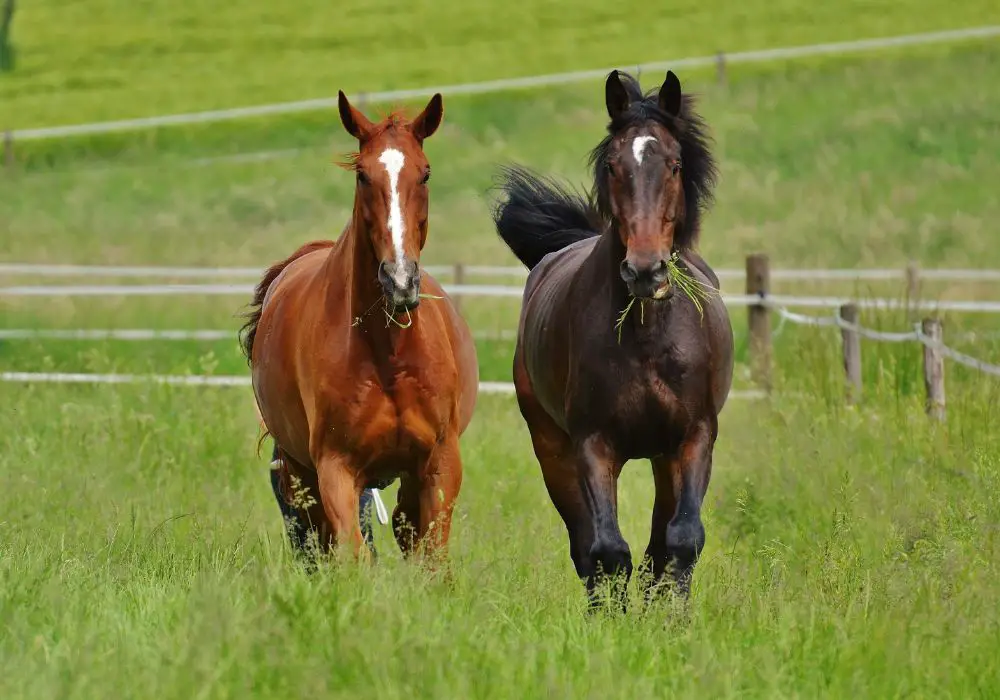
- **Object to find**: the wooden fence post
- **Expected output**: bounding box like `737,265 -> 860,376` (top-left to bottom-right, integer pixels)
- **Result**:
839,303 -> 861,402
452,262 -> 465,316
921,317 -> 945,422
746,253 -> 771,390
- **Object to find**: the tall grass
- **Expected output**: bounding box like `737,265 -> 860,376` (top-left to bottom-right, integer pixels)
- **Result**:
1,333 -> 998,698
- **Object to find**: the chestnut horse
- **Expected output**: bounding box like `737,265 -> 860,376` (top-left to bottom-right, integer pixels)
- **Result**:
241,92 -> 479,560
492,70 -> 733,605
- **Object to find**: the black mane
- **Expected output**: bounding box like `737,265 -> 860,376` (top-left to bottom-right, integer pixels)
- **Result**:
589,71 -> 718,250
492,70 -> 718,271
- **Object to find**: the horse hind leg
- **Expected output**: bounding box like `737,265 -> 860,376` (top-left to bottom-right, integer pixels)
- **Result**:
392,431 -> 463,562
392,472 -> 421,555
272,449 -> 326,564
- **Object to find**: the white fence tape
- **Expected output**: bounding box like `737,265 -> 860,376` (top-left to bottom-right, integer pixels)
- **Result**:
0,370 -> 770,398
0,370 -> 509,394
11,25 -> 1000,141
0,262 -> 508,279
0,282 -> 527,298
0,328 -> 518,342
4,262 -> 1000,283
4,282 -> 1000,314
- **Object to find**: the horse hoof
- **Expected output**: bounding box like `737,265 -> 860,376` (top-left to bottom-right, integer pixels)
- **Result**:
588,535 -> 633,579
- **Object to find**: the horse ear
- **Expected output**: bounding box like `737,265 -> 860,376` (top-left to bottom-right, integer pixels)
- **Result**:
605,70 -> 630,120
411,93 -> 444,143
658,70 -> 682,117
338,90 -> 375,141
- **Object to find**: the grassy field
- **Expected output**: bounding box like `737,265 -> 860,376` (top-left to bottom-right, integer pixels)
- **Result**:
3,0 -> 997,127
5,42 -> 1000,275
3,12 -> 1000,698
2,341 -> 999,698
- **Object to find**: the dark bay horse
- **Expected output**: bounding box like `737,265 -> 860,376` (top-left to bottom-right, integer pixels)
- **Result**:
242,92 -> 479,560
492,70 -> 733,604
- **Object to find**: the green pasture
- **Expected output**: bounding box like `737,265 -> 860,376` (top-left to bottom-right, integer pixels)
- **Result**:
2,0 -> 997,127
4,42 -> 1000,274
2,11 -> 1000,698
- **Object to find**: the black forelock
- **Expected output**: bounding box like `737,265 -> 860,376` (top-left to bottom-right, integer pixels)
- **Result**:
588,71 -> 718,250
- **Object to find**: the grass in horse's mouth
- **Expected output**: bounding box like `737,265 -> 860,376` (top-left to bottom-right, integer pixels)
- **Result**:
614,253 -> 718,343
383,293 -> 445,329
614,297 -> 643,344
665,252 -> 718,319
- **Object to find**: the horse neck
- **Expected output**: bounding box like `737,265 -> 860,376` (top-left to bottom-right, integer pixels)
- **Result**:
589,226 -> 632,306
327,213 -> 386,324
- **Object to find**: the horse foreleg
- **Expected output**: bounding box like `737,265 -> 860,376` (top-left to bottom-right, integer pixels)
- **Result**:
576,434 -> 630,609
643,451 -> 680,598
645,419 -> 714,599
414,432 -> 463,560
315,452 -> 367,560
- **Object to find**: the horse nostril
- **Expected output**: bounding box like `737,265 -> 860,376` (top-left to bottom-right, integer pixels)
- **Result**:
652,259 -> 669,281
620,260 -> 638,283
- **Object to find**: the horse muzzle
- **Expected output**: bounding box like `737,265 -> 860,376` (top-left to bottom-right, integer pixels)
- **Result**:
620,258 -> 671,300
378,259 -> 421,310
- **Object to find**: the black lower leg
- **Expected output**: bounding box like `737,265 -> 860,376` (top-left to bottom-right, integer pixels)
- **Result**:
270,445 -> 383,557
269,461 -> 311,552
359,488 -> 375,553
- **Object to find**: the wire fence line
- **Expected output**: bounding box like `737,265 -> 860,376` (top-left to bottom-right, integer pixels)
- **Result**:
8,25 -> 1000,142
0,262 -> 530,279
4,262 -> 1000,283
0,328 -> 518,342
4,282 -> 1000,316
0,371 -> 506,394
0,370 -> 771,401
772,306 -> 1000,377
2,308 -> 996,395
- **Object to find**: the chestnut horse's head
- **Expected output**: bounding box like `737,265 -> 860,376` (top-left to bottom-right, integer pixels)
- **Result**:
592,70 -> 717,300
338,91 -> 444,310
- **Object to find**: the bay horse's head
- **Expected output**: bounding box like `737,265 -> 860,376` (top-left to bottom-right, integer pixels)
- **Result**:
592,70 -> 717,300
338,91 -> 444,310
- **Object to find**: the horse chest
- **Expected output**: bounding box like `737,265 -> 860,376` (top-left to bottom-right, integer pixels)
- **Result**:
336,365 -> 448,455
569,351 -> 692,457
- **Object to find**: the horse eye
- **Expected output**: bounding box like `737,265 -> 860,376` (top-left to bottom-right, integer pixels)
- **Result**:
605,161 -> 615,174
356,170 -> 369,185
420,170 -> 431,184
671,163 -> 682,176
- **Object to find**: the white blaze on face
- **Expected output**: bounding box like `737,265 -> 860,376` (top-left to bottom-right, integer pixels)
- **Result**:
378,147 -> 408,285
631,135 -> 657,165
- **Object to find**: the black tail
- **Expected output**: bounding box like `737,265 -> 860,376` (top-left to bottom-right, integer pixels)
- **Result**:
491,165 -> 602,271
